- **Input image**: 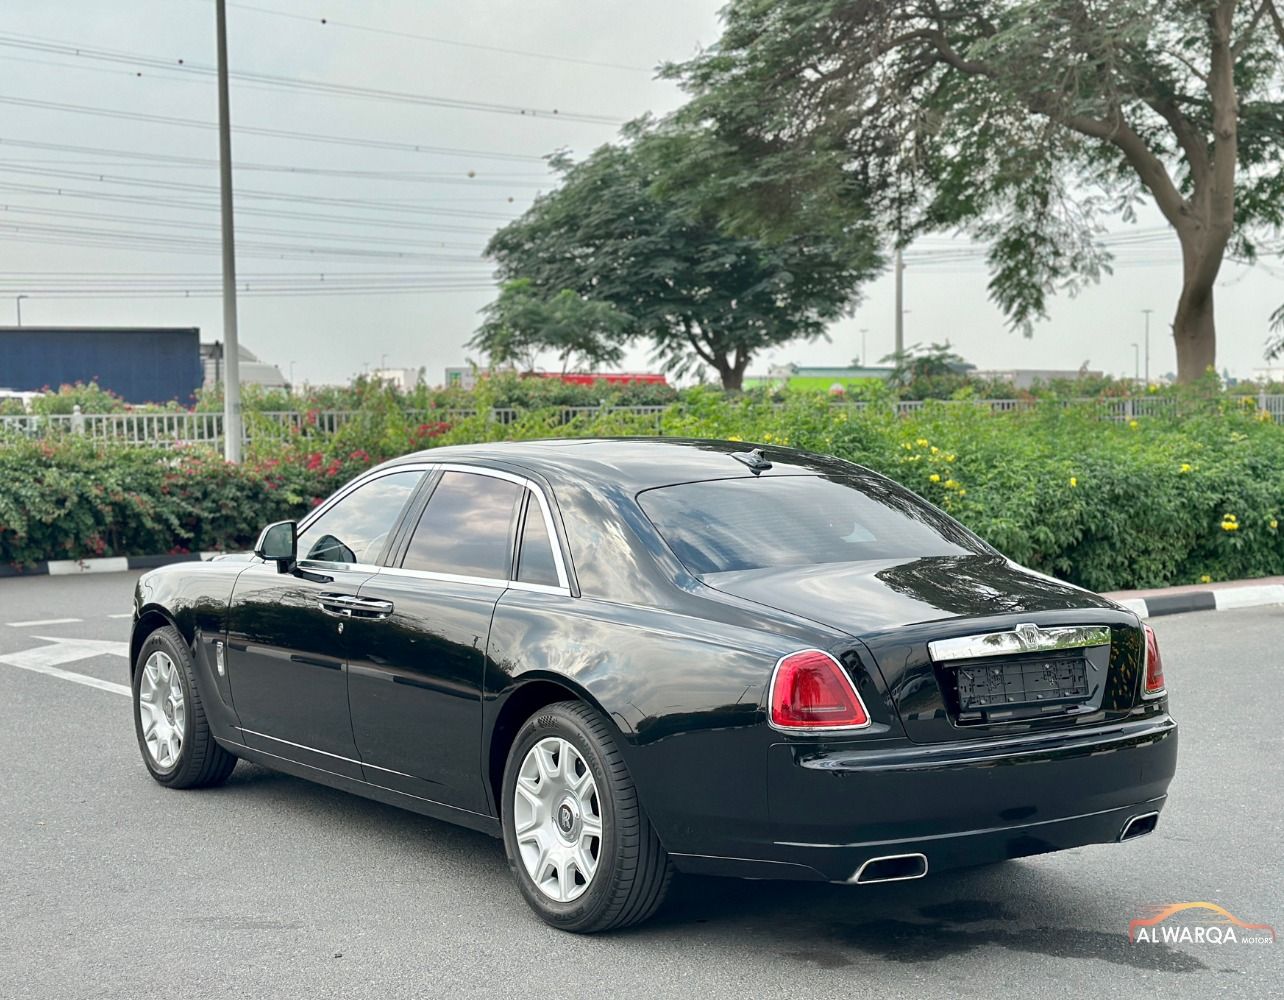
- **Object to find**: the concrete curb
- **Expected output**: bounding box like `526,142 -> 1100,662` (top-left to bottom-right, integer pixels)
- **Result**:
1109,584 -> 1284,620
0,552 -> 226,578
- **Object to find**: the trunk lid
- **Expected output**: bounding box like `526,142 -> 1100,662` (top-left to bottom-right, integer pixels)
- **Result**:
702,554 -> 1147,743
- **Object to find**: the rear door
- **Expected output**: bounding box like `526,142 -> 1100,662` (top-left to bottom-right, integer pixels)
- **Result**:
344,467 -> 527,812
224,468 -> 424,777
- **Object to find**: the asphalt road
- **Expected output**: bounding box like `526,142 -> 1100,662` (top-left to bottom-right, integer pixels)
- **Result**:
0,572 -> 1280,999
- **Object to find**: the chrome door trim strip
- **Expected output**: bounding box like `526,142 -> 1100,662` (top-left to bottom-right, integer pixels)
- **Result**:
239,728 -> 414,778
928,623 -> 1111,662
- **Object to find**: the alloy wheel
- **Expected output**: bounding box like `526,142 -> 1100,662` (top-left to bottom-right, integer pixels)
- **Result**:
513,736 -> 602,902
138,651 -> 185,769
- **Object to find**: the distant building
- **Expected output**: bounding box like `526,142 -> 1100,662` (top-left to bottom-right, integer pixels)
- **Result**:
0,326 -> 202,404
370,367 -> 423,392
443,366 -> 667,390
202,342 -> 287,391
972,368 -> 1104,390
745,362 -> 895,393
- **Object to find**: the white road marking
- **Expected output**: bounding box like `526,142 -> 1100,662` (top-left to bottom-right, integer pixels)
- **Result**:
0,636 -> 131,696
107,613 -> 134,619
6,618 -> 83,628
0,659 -> 129,696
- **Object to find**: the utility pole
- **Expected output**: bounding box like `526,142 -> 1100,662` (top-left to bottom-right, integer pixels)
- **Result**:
893,249 -> 905,358
15,294 -> 27,326
859,327 -> 868,368
1141,308 -> 1153,385
216,0 -> 242,463
1131,343 -> 1140,381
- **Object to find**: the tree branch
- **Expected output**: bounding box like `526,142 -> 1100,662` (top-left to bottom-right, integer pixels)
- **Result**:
1234,0 -> 1273,55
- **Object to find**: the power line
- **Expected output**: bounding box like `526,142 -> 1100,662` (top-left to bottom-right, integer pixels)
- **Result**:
201,0 -> 654,74
0,33 -> 627,125
0,203 -> 494,253
0,137 -> 550,176
0,167 -> 523,226
0,95 -> 564,161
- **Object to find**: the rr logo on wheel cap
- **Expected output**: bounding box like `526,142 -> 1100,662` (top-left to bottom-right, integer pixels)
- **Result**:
558,804 -> 574,833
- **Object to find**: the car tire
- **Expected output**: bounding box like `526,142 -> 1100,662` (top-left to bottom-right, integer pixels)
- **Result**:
132,625 -> 237,789
501,700 -> 672,933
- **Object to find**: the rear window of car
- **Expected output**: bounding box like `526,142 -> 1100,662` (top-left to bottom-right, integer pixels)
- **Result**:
636,474 -> 985,574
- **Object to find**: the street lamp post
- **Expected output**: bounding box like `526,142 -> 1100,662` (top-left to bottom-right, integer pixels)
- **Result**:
1131,343 -> 1140,381
215,0 -> 243,463
859,328 -> 868,368
15,295 -> 28,326
1141,308 -> 1153,384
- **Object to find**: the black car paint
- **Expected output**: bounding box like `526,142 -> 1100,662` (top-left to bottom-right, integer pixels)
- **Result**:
132,438 -> 1177,882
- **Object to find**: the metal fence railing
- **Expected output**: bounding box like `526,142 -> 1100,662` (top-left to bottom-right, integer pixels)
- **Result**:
2,395 -> 1280,447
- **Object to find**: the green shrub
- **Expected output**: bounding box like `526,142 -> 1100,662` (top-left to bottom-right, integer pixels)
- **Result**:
2,389 -> 1281,592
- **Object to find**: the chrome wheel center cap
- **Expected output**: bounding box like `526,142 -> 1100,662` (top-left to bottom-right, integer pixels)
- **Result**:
556,799 -> 579,841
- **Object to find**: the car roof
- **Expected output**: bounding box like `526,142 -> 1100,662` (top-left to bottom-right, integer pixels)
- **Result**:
385,437 -> 850,492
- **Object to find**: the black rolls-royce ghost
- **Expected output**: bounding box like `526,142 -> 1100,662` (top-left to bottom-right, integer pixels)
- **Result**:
130,438 -> 1177,932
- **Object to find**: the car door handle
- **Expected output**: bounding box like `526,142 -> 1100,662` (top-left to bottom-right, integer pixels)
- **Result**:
316,594 -> 395,620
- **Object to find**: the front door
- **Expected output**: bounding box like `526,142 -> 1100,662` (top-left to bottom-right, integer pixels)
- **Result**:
224,468 -> 423,777
345,468 -> 523,812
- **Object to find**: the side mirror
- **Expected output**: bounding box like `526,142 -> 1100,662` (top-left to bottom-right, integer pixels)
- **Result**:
254,520 -> 297,573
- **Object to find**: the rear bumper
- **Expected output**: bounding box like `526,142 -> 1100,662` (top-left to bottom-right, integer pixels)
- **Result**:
671,714 -> 1177,883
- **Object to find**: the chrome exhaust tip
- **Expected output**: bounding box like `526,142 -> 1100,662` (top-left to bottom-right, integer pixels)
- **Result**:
851,852 -> 929,884
1118,811 -> 1159,842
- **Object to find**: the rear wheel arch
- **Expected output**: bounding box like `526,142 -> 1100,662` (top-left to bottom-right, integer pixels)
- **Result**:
487,676 -> 624,825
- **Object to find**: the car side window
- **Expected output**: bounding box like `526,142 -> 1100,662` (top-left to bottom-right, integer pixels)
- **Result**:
516,493 -> 561,588
402,471 -> 521,580
296,470 -> 422,566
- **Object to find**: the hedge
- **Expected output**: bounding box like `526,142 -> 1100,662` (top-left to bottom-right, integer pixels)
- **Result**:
2,389 -> 1282,592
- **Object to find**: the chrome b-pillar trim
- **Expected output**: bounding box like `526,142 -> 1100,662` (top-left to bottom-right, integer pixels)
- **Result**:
928,623 -> 1111,662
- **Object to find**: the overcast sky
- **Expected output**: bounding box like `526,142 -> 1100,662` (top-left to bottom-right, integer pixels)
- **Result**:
2,0 -> 1281,386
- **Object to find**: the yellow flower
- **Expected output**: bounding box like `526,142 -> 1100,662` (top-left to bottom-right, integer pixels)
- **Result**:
1270,519 -> 1279,531
901,442 -> 913,451
930,446 -> 940,454
1179,463 -> 1192,473
1199,574 -> 1212,584
1220,521 -> 1239,532
943,479 -> 960,490
1223,513 -> 1238,522
958,489 -> 967,496
727,435 -> 742,442
915,437 -> 929,447
761,432 -> 773,442
1069,476 -> 1078,488
929,473 -> 941,483
1147,384 -> 1158,394
945,454 -> 956,463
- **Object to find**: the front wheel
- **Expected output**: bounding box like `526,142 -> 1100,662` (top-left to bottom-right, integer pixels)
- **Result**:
501,701 -> 672,933
132,625 -> 237,789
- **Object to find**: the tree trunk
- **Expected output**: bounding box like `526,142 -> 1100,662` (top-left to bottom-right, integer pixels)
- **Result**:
1172,231 -> 1223,383
711,350 -> 749,390
1172,281 -> 1217,383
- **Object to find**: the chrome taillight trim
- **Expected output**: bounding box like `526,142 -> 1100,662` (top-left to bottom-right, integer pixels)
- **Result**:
927,623 -> 1111,662
766,648 -> 873,733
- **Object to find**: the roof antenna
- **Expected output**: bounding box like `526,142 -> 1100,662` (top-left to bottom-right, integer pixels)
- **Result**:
731,447 -> 772,475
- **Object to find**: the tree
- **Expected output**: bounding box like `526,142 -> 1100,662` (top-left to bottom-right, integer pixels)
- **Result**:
666,1 -> 1284,382
482,131 -> 882,390
469,279 -> 630,372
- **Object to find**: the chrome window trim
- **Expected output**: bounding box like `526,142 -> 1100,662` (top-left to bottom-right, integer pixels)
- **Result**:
927,623 -> 1112,663
433,463 -> 571,592
292,460 -> 572,593
296,462 -> 436,537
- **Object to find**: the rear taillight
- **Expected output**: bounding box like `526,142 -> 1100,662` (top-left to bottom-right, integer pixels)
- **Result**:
769,649 -> 871,731
1142,624 -> 1166,699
